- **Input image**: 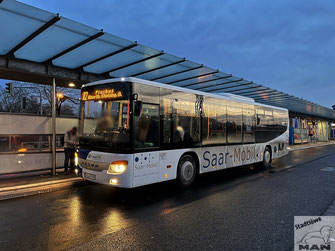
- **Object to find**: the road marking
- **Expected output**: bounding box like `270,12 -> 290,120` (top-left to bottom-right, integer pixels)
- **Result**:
320,166 -> 335,172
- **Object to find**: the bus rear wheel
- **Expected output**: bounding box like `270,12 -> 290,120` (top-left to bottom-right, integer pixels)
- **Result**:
259,146 -> 272,169
177,155 -> 197,188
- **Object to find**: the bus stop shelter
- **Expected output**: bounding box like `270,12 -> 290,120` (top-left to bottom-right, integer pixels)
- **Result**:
0,0 -> 335,174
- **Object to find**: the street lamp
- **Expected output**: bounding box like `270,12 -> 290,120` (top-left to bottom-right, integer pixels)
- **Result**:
56,92 -> 68,115
57,93 -> 64,100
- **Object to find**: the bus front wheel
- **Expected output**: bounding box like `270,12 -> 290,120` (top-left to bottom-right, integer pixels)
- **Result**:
177,155 -> 197,188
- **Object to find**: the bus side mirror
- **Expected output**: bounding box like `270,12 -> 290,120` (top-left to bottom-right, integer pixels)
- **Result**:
134,101 -> 142,116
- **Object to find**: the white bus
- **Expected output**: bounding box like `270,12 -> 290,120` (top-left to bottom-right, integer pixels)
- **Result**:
76,77 -> 289,188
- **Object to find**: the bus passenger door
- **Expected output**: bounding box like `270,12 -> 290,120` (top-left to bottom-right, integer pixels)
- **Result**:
133,103 -> 160,187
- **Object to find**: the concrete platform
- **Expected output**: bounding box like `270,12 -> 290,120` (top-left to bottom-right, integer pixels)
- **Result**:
0,172 -> 85,201
289,140 -> 335,151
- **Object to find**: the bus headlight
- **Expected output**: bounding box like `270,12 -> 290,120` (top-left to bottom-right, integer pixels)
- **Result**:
108,160 -> 128,174
74,152 -> 79,166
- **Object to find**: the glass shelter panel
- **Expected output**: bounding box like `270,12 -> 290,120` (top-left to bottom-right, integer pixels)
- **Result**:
0,136 -> 10,152
0,135 -> 66,153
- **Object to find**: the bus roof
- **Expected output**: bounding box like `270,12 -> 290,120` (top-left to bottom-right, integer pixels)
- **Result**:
82,77 -> 288,111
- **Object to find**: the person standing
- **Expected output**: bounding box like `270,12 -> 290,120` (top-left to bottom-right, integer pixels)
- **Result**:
64,127 -> 78,174
308,125 -> 316,143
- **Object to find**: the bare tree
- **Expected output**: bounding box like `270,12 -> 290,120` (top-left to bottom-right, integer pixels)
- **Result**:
0,81 -> 80,116
0,83 -> 39,113
39,84 -> 80,116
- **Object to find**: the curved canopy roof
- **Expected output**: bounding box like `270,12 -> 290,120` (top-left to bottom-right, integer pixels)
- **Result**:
0,0 -> 334,120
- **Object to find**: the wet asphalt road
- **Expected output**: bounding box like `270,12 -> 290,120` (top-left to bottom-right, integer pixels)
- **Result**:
1,145 -> 335,251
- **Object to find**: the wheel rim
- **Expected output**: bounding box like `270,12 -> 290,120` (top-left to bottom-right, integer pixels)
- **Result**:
264,150 -> 271,164
181,161 -> 194,181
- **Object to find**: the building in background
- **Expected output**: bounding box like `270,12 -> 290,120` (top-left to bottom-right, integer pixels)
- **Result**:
289,114 -> 330,145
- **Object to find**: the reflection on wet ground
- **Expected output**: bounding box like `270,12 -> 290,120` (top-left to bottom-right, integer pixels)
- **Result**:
1,144 -> 335,250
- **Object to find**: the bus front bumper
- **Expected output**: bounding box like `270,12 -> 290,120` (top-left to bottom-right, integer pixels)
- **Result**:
80,167 -> 132,188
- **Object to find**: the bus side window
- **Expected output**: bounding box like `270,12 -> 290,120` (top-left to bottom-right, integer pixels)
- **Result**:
160,97 -> 173,145
280,110 -> 288,131
243,106 -> 255,143
227,104 -> 242,144
162,114 -> 172,144
202,99 -> 226,145
160,91 -> 200,147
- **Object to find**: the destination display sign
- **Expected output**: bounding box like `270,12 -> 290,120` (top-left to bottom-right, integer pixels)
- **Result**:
81,89 -> 123,101
81,82 -> 130,101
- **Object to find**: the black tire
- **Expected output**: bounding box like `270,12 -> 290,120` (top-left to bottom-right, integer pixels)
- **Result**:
177,155 -> 197,188
259,146 -> 272,169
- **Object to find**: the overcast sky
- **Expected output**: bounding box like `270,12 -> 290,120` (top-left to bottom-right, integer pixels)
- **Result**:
3,0 -> 334,107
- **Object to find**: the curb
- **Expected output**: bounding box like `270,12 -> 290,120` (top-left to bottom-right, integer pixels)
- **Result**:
289,142 -> 335,152
0,177 -> 86,201
270,151 -> 335,174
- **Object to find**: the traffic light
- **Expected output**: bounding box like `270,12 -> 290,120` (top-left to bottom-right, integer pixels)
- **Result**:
21,97 -> 26,110
5,82 -> 13,96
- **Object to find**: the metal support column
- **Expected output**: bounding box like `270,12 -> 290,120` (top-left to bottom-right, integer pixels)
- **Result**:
51,78 -> 56,175
78,99 -> 84,135
40,92 -> 43,115
299,118 -> 303,145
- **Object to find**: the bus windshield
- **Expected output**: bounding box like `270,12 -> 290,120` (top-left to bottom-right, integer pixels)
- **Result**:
79,99 -> 130,150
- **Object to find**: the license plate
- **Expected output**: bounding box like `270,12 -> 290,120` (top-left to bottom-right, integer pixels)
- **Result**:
84,172 -> 96,180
